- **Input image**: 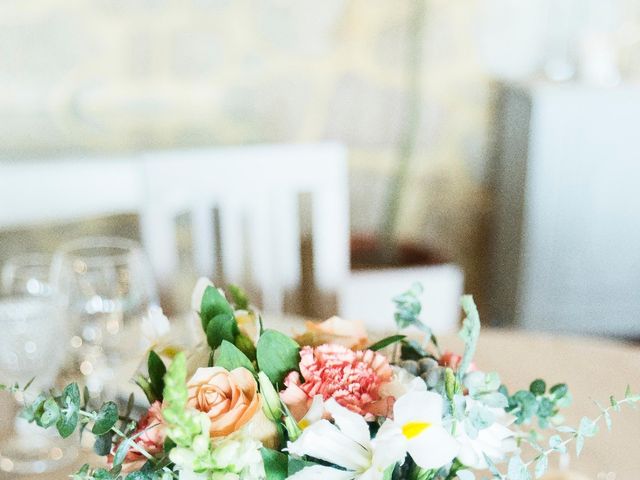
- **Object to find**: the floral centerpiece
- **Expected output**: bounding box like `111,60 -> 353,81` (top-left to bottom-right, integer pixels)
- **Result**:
4,280 -> 638,480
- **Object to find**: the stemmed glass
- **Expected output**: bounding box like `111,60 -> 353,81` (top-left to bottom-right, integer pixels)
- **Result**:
51,237 -> 158,400
1,253 -> 54,297
0,296 -> 78,475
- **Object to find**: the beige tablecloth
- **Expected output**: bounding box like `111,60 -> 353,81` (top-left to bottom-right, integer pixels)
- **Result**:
3,326 -> 639,480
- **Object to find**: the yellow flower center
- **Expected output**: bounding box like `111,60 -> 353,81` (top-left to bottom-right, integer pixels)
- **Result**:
298,419 -> 310,430
402,421 -> 431,439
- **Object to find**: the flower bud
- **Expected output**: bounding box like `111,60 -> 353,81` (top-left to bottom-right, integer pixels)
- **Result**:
257,371 -> 283,422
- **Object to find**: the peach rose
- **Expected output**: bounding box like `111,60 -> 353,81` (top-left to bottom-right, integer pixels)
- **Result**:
295,316 -> 369,350
187,366 -> 260,437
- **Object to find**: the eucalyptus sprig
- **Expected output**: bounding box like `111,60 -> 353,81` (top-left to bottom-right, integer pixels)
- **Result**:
482,386 -> 640,480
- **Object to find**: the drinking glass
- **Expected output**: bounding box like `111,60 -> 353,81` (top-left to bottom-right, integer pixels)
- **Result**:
1,253 -> 53,297
0,296 -> 77,474
51,237 -> 158,399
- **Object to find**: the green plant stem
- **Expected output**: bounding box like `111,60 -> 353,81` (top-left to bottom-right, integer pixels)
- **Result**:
524,397 -> 637,469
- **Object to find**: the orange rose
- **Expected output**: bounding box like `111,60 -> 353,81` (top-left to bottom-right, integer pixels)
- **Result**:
296,316 -> 369,350
187,366 -> 260,437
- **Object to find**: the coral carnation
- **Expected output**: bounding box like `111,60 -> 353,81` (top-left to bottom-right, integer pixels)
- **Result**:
280,344 -> 393,420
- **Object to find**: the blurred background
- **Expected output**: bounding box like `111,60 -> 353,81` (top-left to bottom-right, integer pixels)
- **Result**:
1,0 -> 640,477
3,0 -> 640,335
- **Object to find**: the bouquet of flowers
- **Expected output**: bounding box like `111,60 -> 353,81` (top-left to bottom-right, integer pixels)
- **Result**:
5,279 -> 638,480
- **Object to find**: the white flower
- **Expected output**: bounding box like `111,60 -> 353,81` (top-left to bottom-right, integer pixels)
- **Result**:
384,391 -> 460,470
298,395 -> 325,430
287,399 -> 406,480
456,398 -> 517,469
379,366 -> 426,399
140,306 -> 171,350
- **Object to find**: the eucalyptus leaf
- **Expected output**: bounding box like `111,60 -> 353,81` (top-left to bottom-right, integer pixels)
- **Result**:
534,454 -> 548,479
38,398 -> 61,428
457,295 -> 481,380
92,402 -> 118,436
56,383 -> 80,438
94,431 -> 114,456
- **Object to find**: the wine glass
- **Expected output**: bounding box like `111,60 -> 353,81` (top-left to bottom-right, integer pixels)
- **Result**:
51,236 -> 158,399
0,296 -> 78,475
1,253 -> 53,297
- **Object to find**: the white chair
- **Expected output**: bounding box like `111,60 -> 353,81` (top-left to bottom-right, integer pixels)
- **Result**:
140,143 -> 350,314
0,144 -> 350,315
0,157 -> 145,229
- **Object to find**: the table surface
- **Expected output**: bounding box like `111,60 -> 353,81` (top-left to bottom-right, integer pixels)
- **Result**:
3,321 -> 639,480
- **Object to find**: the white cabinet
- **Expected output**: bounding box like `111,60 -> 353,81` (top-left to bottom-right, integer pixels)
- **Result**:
489,82 -> 640,336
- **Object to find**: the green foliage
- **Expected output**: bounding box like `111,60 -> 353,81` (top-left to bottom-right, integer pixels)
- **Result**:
94,431 -> 114,456
215,340 -> 256,374
234,332 -> 257,362
400,339 -> 429,360
260,448 -> 288,480
228,284 -> 250,310
92,402 -> 118,436
457,295 -> 481,381
506,381 -> 570,428
256,329 -> 300,386
529,379 -> 546,396
393,283 -> 430,334
147,351 -> 166,402
206,313 -> 239,350
368,334 -> 407,351
57,383 -> 81,438
199,285 -> 234,332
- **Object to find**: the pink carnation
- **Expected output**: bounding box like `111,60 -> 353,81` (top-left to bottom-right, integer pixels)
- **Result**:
109,401 -> 166,472
280,344 -> 393,420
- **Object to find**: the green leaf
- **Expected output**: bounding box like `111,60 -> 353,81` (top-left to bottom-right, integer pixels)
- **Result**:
260,448 -> 287,480
215,340 -> 256,374
56,383 -> 80,438
37,398 -> 61,428
92,468 -> 114,480
610,395 -> 620,412
457,295 -> 481,380
383,464 -> 397,480
113,437 -> 131,467
534,454 -> 548,479
550,383 -> 568,399
288,457 -> 316,475
576,434 -> 585,456
92,402 -> 119,436
603,409 -> 612,431
20,393 -> 46,422
549,435 -> 566,453
507,455 -> 530,480
235,332 -> 257,362
200,285 -> 234,332
94,431 -> 114,456
148,351 -> 167,401
578,416 -> 598,437
134,375 -> 158,404
206,313 -> 239,351
256,329 -> 300,386
400,339 -> 429,360
529,379 -> 546,396
367,335 -> 406,351
625,385 -> 633,400
228,284 -> 250,310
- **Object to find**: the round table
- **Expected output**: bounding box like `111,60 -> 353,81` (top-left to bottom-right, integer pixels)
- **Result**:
3,326 -> 639,480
